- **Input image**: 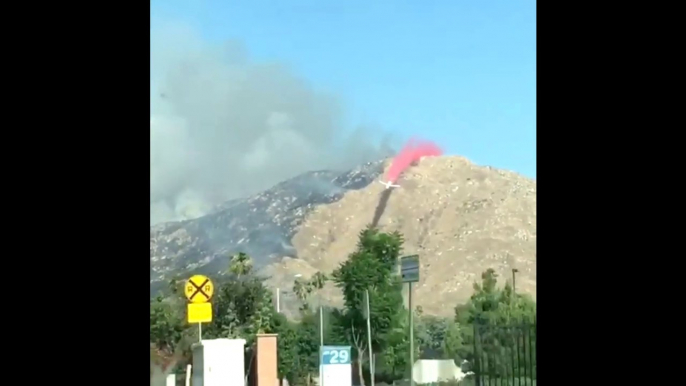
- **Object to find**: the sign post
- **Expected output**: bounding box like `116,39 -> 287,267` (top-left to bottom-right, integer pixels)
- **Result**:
185,274 -> 214,341
319,346 -> 352,386
400,255 -> 419,386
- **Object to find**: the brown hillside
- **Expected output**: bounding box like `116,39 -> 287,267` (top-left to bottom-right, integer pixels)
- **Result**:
262,155 -> 536,317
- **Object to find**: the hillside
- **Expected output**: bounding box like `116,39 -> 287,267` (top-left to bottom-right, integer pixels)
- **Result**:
150,156 -> 536,317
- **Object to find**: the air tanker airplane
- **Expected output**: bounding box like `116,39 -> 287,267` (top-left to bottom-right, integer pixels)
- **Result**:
377,137 -> 443,190
378,180 -> 400,189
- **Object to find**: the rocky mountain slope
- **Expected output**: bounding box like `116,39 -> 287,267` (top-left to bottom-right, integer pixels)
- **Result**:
150,156 -> 536,316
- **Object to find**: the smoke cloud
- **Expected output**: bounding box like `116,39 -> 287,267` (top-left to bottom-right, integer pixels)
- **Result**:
150,19 -> 393,225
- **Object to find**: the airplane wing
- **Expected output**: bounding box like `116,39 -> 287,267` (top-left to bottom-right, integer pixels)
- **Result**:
378,180 -> 400,189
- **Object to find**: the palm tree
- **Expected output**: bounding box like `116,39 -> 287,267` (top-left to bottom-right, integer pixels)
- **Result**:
229,252 -> 253,279
309,272 -> 328,290
167,275 -> 183,295
293,278 -> 309,301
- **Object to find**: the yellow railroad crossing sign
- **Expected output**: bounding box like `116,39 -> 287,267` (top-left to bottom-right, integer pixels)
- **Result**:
187,303 -> 212,323
184,275 -> 214,303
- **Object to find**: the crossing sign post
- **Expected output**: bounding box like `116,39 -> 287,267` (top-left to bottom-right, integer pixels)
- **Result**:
185,275 -> 214,341
319,346 -> 352,386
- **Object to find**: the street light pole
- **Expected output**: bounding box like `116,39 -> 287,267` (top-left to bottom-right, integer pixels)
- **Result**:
512,268 -> 519,295
319,303 -> 324,347
317,292 -> 325,386
318,292 -> 326,386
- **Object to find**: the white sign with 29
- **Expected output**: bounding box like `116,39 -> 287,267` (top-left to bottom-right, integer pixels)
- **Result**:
319,346 -> 352,386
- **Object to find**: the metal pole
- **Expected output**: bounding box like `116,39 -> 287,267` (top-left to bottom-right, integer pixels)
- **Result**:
409,282 -> 414,386
320,293 -> 324,386
317,293 -> 324,346
185,364 -> 192,386
276,288 -> 280,313
366,289 -> 374,386
198,323 -> 202,342
319,305 -> 324,346
512,269 -> 518,295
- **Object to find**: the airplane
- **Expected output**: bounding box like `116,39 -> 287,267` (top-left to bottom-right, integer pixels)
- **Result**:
378,180 -> 400,189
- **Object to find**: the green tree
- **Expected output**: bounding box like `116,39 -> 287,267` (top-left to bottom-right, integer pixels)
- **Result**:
150,295 -> 186,355
375,307 -> 418,382
310,271 -> 328,290
269,312 -> 312,385
150,294 -> 194,380
442,321 -> 463,361
228,252 -> 253,278
204,273 -> 274,344
288,272 -> 333,384
293,277 -> 310,310
453,269 -> 537,379
467,269 -> 536,325
296,312 -> 326,385
292,271 -> 328,312
416,313 -> 456,359
331,227 -> 406,386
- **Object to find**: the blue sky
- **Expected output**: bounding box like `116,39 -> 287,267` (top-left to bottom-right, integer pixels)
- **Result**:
150,0 -> 536,178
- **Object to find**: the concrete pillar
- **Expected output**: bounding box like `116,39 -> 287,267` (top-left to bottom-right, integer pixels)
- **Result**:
256,333 -> 279,386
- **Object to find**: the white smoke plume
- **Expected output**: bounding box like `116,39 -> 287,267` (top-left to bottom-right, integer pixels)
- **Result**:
150,19 -> 394,225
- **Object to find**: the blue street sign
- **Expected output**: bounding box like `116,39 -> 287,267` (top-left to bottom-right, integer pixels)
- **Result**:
320,346 -> 351,365
400,255 -> 420,283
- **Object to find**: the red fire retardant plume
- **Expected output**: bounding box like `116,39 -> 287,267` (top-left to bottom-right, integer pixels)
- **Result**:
385,138 -> 443,183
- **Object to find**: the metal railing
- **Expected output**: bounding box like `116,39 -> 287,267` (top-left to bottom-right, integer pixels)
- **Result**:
472,321 -> 536,386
